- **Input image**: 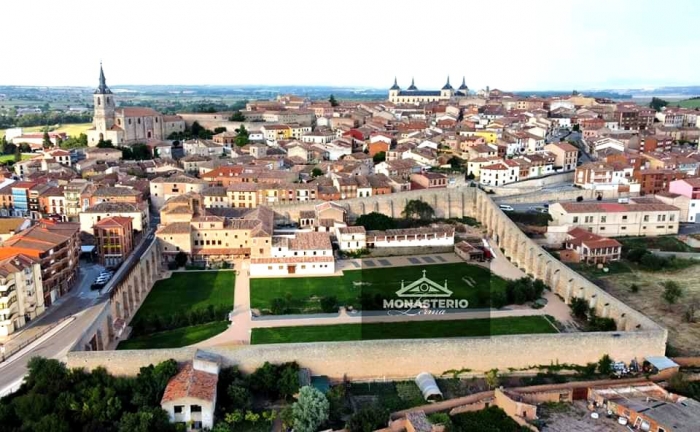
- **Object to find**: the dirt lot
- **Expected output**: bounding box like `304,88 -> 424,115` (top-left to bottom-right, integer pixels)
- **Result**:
600,265 -> 700,355
540,401 -> 625,432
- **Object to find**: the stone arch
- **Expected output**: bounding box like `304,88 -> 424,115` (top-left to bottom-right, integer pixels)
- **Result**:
115,301 -> 123,320
134,277 -> 141,303
107,315 -> 115,340
141,266 -> 147,294
121,291 -> 130,318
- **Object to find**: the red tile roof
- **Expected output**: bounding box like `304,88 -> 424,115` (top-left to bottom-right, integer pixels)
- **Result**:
161,363 -> 218,404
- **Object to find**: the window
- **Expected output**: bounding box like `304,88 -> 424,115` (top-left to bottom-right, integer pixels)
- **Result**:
600,216 -> 606,223
573,216 -> 579,223
622,215 -> 628,220
670,214 -> 675,222
643,215 -> 649,222
191,405 -> 202,413
621,226 -> 627,230
174,406 -> 183,414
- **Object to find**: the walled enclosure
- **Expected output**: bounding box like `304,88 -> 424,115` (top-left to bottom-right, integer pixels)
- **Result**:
67,188 -> 667,379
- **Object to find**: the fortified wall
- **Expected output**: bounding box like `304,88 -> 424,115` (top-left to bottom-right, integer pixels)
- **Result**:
67,188 -> 667,378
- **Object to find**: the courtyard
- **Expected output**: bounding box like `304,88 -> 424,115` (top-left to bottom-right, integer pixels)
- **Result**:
250,262 -> 508,314
118,271 -> 235,349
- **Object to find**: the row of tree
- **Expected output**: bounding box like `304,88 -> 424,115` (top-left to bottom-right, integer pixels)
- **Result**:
0,357 -> 181,432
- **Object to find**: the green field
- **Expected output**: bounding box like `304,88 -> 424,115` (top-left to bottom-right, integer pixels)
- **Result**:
117,321 -> 229,349
251,316 -> 557,344
0,122 -> 92,138
0,154 -> 34,163
616,235 -> 696,253
670,99 -> 700,109
132,271 -> 235,321
250,263 -> 507,314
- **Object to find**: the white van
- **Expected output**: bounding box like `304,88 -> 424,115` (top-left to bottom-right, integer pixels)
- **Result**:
499,204 -> 514,212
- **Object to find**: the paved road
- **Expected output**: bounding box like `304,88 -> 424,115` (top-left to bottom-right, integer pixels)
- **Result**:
0,262 -> 105,393
0,213 -> 159,395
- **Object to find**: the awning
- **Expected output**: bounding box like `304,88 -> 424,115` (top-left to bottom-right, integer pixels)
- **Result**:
645,356 -> 680,371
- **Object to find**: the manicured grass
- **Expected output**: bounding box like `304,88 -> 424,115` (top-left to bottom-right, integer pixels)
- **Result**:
250,263 -> 508,314
674,99 -> 700,109
251,316 -> 557,344
617,236 -> 696,253
117,321 -> 229,349
132,271 -> 235,321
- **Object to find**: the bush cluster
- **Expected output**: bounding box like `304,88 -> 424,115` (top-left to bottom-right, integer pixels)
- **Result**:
131,304 -> 229,336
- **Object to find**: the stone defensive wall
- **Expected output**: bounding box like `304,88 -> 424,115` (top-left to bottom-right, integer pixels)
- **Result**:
66,330 -> 664,380
66,188 -> 667,377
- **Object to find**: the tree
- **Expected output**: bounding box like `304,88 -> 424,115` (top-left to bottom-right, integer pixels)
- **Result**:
662,280 -> 683,305
174,251 -> 188,268
320,296 -> 338,313
372,151 -> 386,164
402,199 -> 435,220
292,386 -> 329,432
485,369 -> 500,389
0,135 -> 6,154
190,121 -> 204,137
118,407 -> 174,432
229,111 -> 246,121
570,297 -> 589,319
13,145 -> 21,162
649,97 -> 669,112
311,167 -> 324,177
96,138 -> 114,148
346,406 -> 388,432
247,362 -> 278,397
329,94 -> 339,107
466,172 -> 475,180
354,212 -> 397,231
597,354 -> 613,375
235,125 -> 250,147
447,156 -> 463,171
572,124 -> 580,132
227,385 -> 252,410
42,131 -> 52,149
277,362 -> 301,399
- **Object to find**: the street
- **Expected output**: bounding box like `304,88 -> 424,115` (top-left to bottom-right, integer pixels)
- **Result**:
0,261 -> 106,394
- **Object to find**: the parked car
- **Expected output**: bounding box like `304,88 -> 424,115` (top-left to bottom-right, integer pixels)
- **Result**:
90,282 -> 105,291
498,204 -> 514,212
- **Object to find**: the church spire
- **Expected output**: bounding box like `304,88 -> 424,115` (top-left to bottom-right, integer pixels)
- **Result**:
95,62 -> 112,95
407,77 -> 417,91
442,76 -> 453,90
459,76 -> 469,90
390,76 -> 400,90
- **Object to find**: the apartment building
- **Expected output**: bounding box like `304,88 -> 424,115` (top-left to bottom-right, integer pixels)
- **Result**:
0,254 -> 45,337
669,178 -> 700,222
0,220 -> 80,306
80,202 -> 148,233
94,216 -> 134,267
544,142 -> 579,171
150,175 -> 209,209
548,201 -> 680,237
634,169 -> 685,195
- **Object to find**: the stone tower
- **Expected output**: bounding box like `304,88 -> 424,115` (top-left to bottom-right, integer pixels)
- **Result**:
440,76 -> 454,99
388,77 -> 400,102
93,63 -> 115,136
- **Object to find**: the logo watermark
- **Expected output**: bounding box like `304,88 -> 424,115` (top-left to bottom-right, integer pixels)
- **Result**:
383,270 -> 469,315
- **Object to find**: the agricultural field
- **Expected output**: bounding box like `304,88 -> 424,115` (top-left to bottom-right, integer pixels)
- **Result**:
250,263 -> 508,314
0,122 -> 92,138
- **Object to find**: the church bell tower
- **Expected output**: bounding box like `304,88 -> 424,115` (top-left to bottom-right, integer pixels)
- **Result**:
93,63 -> 115,134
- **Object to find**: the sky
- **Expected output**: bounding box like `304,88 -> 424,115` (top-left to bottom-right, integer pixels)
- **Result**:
3,0 -> 699,91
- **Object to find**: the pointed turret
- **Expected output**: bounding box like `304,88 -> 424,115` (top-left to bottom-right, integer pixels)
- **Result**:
390,77 -> 400,90
407,77 -> 417,91
95,62 -> 112,95
459,76 -> 469,91
442,76 -> 453,90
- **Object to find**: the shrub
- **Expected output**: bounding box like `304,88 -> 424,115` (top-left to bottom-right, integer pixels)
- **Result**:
662,280 -> 684,305
630,284 -> 640,293
597,354 -> 613,375
569,297 -> 589,319
320,296 -> 338,313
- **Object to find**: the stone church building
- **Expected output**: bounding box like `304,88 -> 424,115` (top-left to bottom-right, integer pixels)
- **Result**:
87,64 -> 185,146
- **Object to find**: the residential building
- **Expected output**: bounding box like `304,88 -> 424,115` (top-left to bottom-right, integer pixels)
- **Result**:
93,216 -> 134,267
336,226 -> 367,252
80,202 -> 148,233
151,175 -> 209,210
366,226 -> 455,248
544,142 -> 579,171
559,227 -> 622,264
410,172 -> 448,189
634,169 -> 685,195
0,254 -> 45,337
589,383 -> 700,432
480,161 -> 519,187
548,201 -> 680,238
0,220 -> 80,306
669,178 -> 700,222
161,352 -> 220,431
249,231 -> 334,276
10,182 -> 35,217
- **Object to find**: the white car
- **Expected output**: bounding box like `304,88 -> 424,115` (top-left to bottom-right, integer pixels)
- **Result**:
499,204 -> 514,212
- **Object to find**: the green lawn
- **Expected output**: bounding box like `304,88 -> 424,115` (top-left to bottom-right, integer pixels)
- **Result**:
250,263 -> 507,314
117,321 -> 229,349
251,316 -> 557,344
616,236 -> 696,253
132,271 -> 235,321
